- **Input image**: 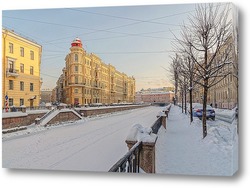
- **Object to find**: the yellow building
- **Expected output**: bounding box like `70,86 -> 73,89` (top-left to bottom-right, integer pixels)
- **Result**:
57,37 -> 135,105
2,28 -> 42,108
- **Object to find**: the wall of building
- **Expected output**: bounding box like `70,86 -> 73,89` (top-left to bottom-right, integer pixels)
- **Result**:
2,28 -> 42,108
136,92 -> 174,104
56,38 -> 135,105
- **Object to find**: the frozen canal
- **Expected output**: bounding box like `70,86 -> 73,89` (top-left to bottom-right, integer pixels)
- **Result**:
2,106 -> 163,172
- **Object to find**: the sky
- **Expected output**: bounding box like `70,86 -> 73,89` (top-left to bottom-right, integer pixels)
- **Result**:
2,3 -> 200,91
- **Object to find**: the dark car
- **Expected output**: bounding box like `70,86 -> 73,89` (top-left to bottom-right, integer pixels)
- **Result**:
193,104 -> 215,120
235,107 -> 238,118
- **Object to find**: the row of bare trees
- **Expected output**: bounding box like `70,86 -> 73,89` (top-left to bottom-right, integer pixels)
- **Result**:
169,3 -> 238,138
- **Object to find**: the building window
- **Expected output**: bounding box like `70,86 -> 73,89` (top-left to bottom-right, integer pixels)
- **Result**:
75,65 -> 78,72
30,66 -> 34,75
20,47 -> 24,57
20,98 -> 24,106
9,43 -> 14,53
30,83 -> 34,92
20,81 -> 24,91
30,50 -> 34,60
9,80 -> 14,90
20,63 -> 24,73
75,54 -> 78,62
75,76 -> 78,84
9,98 -> 14,106
8,60 -> 14,72
74,98 -> 79,105
74,88 -> 78,93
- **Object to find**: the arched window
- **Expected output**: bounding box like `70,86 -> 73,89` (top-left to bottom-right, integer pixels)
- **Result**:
75,54 -> 78,62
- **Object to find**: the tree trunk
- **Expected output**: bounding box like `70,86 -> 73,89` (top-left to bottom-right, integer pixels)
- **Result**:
181,89 -> 184,113
184,82 -> 187,114
175,74 -> 178,105
202,82 -> 208,138
189,88 -> 193,123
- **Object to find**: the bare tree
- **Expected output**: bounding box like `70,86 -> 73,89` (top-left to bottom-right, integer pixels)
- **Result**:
173,3 -> 233,138
179,55 -> 196,122
168,54 -> 182,105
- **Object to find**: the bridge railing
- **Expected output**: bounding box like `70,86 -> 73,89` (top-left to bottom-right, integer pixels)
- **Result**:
108,141 -> 142,172
109,114 -> 166,173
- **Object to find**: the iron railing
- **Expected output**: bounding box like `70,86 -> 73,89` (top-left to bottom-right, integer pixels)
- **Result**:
109,116 -> 163,172
151,117 -> 162,134
109,141 -> 142,172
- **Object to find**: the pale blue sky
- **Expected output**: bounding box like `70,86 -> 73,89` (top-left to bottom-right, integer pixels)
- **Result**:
3,3 -> 197,91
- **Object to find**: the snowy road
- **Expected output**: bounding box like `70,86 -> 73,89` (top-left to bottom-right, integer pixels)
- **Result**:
2,106 -> 163,172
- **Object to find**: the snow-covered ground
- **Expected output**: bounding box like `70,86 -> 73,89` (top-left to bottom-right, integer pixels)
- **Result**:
2,106 -> 162,172
156,106 -> 238,176
2,105 -> 238,176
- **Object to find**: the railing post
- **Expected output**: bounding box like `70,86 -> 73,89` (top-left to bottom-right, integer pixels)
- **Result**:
161,115 -> 167,129
126,137 -> 157,173
157,112 -> 167,129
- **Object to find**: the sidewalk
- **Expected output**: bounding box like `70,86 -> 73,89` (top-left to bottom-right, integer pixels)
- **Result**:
155,105 -> 237,176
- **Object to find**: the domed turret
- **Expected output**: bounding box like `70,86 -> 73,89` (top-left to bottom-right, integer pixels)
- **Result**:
71,37 -> 82,48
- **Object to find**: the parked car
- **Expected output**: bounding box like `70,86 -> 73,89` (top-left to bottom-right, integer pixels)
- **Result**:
193,104 -> 215,120
187,103 -> 200,114
235,106 -> 238,118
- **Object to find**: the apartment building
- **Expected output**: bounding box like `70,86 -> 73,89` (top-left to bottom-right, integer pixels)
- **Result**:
57,37 -> 135,105
136,88 -> 174,104
2,28 -> 42,108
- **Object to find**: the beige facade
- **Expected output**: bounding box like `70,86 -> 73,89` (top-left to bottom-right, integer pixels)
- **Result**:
57,38 -> 135,105
2,28 -> 42,108
136,92 -> 174,104
208,36 -> 238,109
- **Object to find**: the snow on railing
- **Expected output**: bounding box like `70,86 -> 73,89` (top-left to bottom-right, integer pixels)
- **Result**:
109,114 -> 168,173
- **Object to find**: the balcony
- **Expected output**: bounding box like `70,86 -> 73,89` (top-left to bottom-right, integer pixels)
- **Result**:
93,85 -> 102,89
6,68 -> 19,77
68,82 -> 86,86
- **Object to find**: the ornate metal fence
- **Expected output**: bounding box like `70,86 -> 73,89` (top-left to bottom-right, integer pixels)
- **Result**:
108,141 -> 142,172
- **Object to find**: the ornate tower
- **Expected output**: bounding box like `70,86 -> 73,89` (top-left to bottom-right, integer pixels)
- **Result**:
64,37 -> 86,105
